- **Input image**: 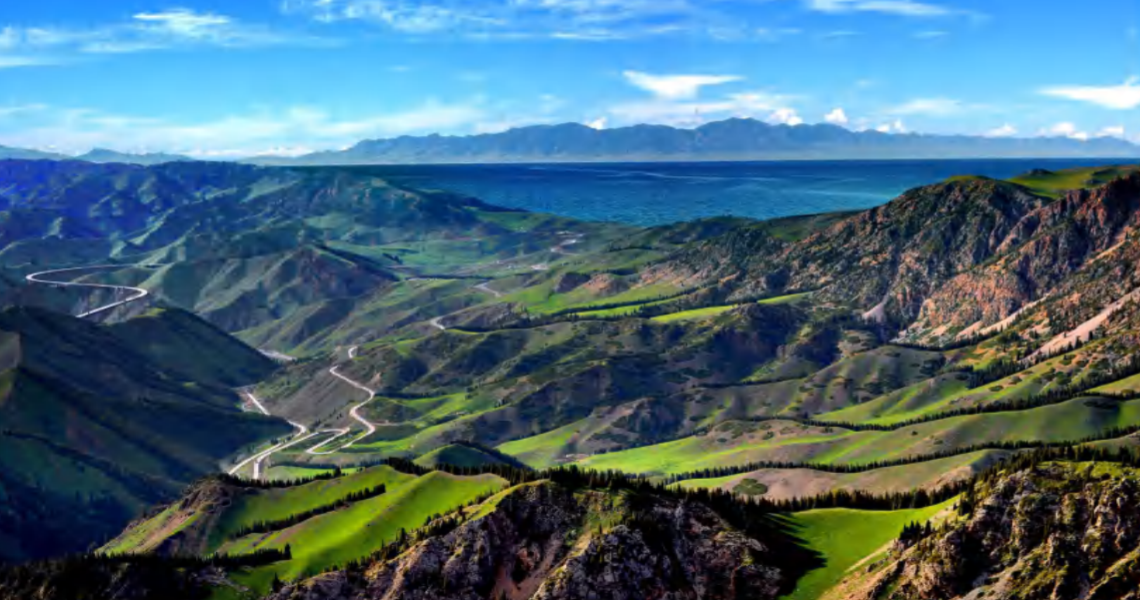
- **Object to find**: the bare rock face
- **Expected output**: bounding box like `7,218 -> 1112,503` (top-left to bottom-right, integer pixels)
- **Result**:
269,481 -> 789,600
841,463 -> 1140,600
553,272 -> 592,294
659,173 -> 1140,343
659,178 -> 1048,324
912,172 -> 1140,336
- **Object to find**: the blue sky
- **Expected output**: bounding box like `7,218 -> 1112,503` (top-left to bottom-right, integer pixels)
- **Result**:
0,0 -> 1138,156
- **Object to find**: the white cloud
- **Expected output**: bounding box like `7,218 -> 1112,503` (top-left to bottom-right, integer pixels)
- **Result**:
283,0 -> 700,39
888,97 -> 963,116
824,107 -> 849,125
0,55 -> 58,69
1042,122 -> 1090,141
0,104 -> 48,118
1041,78 -> 1140,110
767,108 -> 804,126
0,27 -> 18,49
820,30 -> 861,39
585,116 -> 607,130
755,27 -> 802,41
985,124 -> 1017,138
550,29 -> 628,40
608,90 -> 791,127
805,0 -> 953,17
295,1 -> 505,33
0,101 -> 487,156
1098,125 -> 1126,138
875,119 -> 907,133
0,9 -> 321,63
193,145 -> 317,159
622,71 -> 743,100
133,9 -> 232,38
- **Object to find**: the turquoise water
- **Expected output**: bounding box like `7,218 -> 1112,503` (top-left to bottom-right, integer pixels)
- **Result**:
366,158 -> 1132,226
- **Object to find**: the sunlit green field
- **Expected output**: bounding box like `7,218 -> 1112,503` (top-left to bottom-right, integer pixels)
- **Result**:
226,470 -> 506,589
572,397 -> 1140,476
780,498 -> 956,600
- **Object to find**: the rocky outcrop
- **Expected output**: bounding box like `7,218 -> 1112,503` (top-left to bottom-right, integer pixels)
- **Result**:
553,272 -> 592,293
912,173 -> 1140,335
661,173 -> 1140,343
101,477 -> 245,557
838,463 -> 1140,600
660,178 -> 1048,325
269,481 -> 790,600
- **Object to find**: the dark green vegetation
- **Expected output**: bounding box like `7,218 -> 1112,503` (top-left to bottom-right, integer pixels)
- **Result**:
0,305 -> 288,563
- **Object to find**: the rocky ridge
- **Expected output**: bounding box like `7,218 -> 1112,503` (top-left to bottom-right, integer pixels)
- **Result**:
834,462 -> 1140,600
269,480 -> 795,600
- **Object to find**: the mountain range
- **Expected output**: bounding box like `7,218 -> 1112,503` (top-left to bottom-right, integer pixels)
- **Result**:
5,156 -> 1140,599
264,118 -> 1140,165
0,145 -> 194,165
76,148 -> 195,165
4,118 -> 1138,168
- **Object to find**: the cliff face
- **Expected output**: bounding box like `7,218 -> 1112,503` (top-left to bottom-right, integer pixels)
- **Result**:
662,178 -> 1048,322
837,463 -> 1140,600
661,173 -> 1140,342
912,173 -> 1140,334
269,481 -> 793,600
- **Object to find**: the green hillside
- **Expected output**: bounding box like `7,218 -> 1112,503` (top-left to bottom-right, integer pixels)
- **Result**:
780,499 -> 956,600
0,306 -> 291,563
104,465 -> 508,595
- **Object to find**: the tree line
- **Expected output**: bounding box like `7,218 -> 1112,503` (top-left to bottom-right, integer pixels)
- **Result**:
228,484 -> 387,539
678,351 -> 1140,441
662,422 -> 1140,486
217,467 -> 349,489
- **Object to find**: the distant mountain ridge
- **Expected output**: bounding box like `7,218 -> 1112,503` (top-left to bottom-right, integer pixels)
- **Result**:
77,148 -> 194,165
5,118 -> 1136,167
0,145 -> 68,161
0,145 -> 193,165
263,118 -> 1140,165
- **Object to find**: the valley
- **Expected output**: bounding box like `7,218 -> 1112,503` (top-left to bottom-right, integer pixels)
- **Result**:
4,158 -> 1140,599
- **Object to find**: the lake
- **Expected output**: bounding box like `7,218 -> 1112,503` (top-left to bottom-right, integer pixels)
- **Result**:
364,158 -> 1132,226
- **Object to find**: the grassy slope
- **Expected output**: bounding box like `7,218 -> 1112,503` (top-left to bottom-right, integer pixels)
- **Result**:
413,444 -> 510,468
1007,165 -> 1140,198
572,397 -> 1140,476
497,419 -> 591,468
214,467 -> 416,545
648,292 -> 814,324
102,466 -> 417,555
780,498 -> 956,600
820,346 -> 1104,425
673,450 -> 1008,501
224,471 -> 506,585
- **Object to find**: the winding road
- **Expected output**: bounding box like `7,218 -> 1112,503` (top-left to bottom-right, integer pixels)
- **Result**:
26,265 -> 149,318
474,281 -> 503,299
328,361 -> 379,450
423,279 -> 503,332
231,391 -> 319,479
231,346 -> 382,477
